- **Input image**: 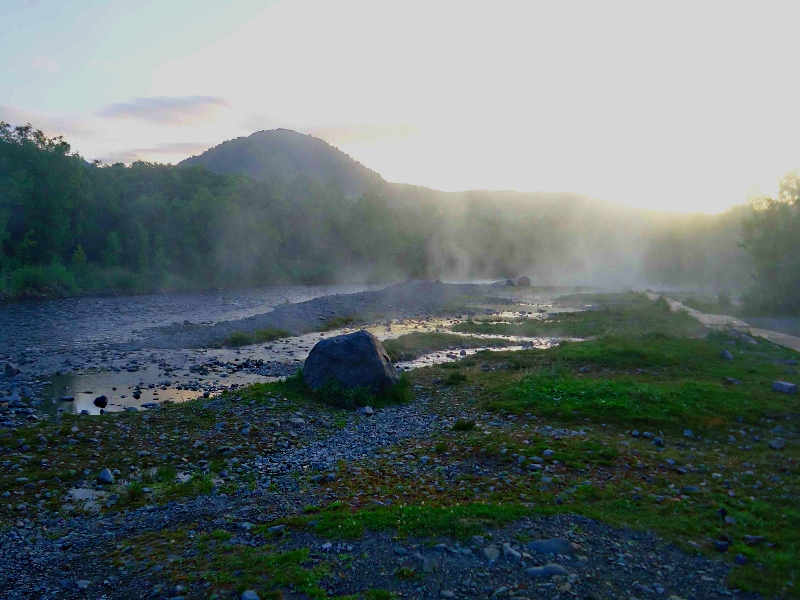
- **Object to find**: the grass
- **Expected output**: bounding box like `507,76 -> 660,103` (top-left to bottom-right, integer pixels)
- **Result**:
281,370 -> 412,409
452,418 -> 476,431
224,327 -> 291,347
453,293 -> 707,339
382,332 -> 512,362
317,315 -> 362,331
288,502 -> 530,540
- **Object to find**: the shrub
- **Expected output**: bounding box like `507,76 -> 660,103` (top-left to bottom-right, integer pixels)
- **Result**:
284,369 -> 411,409
452,418 -> 476,431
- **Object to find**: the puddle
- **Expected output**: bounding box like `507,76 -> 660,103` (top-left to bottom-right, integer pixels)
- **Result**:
15,310 -> 578,416
395,338 -> 560,370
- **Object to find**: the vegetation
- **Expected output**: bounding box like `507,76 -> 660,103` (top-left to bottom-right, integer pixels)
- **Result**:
3,293 -> 798,597
454,292 -> 706,338
282,370 -> 412,409
742,171 -> 800,314
0,122 -> 758,299
223,327 -> 290,347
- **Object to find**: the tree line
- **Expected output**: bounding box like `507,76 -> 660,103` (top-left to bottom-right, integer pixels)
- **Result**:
0,122 -> 794,313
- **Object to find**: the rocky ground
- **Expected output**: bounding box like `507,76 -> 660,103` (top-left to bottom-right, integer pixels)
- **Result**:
0,288 -> 797,599
0,384 -> 760,600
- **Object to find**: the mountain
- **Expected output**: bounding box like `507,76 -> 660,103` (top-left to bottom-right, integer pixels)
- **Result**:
179,129 -> 385,196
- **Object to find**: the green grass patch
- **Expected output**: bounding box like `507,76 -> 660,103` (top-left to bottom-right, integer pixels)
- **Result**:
317,315 -> 362,331
281,369 -> 412,410
224,327 -> 290,347
454,293 -> 706,339
294,502 -> 529,540
452,418 -> 476,432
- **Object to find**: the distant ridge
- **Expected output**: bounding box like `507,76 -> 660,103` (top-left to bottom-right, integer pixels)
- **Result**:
179,129 -> 385,196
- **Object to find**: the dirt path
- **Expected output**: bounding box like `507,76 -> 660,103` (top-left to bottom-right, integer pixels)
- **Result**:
647,292 -> 800,352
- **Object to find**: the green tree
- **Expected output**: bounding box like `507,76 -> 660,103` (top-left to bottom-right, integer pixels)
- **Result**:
742,171 -> 800,313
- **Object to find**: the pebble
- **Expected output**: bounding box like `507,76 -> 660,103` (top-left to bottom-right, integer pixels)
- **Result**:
525,563 -> 569,578
482,546 -> 500,561
242,591 -> 260,600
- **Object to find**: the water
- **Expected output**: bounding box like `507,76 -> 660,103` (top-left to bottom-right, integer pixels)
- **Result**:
1,287 -> 573,417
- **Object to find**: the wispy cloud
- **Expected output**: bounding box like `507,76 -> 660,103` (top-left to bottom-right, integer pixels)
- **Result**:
98,96 -> 229,126
100,141 -> 212,165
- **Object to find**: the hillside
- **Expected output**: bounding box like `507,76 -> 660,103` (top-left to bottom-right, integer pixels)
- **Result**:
179,128 -> 385,196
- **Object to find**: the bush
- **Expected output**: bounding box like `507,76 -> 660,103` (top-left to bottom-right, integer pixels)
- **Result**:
444,372 -> 467,385
452,418 -> 476,431
10,263 -> 78,296
284,369 -> 411,409
225,327 -> 290,347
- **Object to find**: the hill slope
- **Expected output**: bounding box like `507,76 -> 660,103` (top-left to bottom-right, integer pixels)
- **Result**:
179,129 -> 385,196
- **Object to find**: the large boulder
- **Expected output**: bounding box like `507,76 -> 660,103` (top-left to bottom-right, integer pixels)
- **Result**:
517,276 -> 531,287
303,330 -> 398,393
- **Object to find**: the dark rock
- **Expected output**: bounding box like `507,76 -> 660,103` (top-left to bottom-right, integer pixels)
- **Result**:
527,537 -> 572,554
3,362 -> 21,378
517,276 -> 531,287
768,438 -> 785,451
525,563 -> 569,578
506,279 -> 516,286
97,468 -> 114,484
93,395 -> 108,408
743,535 -> 765,546
713,540 -> 730,552
59,396 -> 75,402
772,381 -> 797,394
303,330 -> 398,394
720,349 -> 734,360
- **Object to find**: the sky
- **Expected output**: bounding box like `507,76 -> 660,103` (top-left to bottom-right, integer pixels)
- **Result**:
2,0 -> 799,213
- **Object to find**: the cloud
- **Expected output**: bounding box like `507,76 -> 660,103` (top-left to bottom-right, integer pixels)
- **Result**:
100,141 -> 212,165
98,96 -> 229,126
0,104 -> 94,138
307,122 -> 419,145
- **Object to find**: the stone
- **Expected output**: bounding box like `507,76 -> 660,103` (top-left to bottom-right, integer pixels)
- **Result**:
242,591 -> 260,600
543,449 -> 554,457
482,546 -> 500,561
527,537 -> 573,555
3,362 -> 21,378
772,381 -> 797,394
359,406 -> 374,415
76,580 -> 90,590
517,276 -> 531,287
683,429 -> 693,438
97,468 -> 115,484
743,535 -> 765,546
713,540 -> 730,552
720,349 -> 734,360
768,438 -> 785,451
525,563 -> 569,578
303,330 -> 399,394
502,542 -> 521,562
93,395 -> 108,408
59,396 -> 75,402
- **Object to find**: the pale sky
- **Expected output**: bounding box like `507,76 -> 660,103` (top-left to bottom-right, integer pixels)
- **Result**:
2,0 -> 799,213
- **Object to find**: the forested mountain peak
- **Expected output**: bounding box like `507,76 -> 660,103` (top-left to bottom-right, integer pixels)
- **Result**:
179,129 -> 385,196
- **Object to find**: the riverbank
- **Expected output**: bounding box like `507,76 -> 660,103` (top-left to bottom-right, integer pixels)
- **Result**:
1,289 -> 797,598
